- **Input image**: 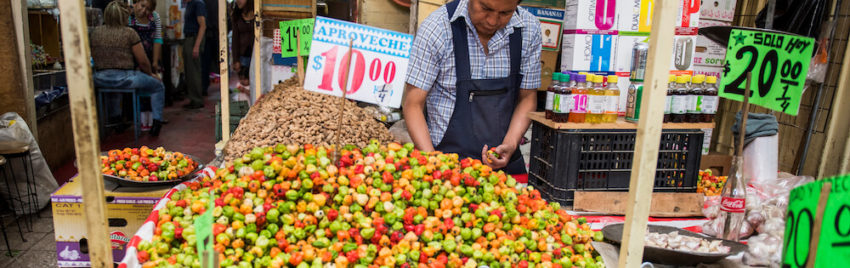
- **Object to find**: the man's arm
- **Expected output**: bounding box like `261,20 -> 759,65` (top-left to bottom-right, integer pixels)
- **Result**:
193,16 -> 206,58
403,84 -> 435,152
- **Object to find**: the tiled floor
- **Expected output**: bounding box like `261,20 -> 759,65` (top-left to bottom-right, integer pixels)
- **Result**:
0,209 -> 57,267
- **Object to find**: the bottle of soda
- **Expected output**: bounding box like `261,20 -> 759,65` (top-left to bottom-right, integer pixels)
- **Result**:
562,73 -> 573,122
569,75 -> 588,123
664,74 -> 676,123
718,156 -> 747,241
671,75 -> 689,123
702,76 -> 719,123
586,75 -> 606,124
545,73 -> 559,119
553,73 -> 570,122
688,75 -> 705,123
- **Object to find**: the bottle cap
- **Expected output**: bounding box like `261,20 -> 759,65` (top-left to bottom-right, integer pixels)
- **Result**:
669,74 -> 677,82
593,75 -> 604,83
683,74 -> 692,82
692,74 -> 706,84
608,75 -> 618,83
676,75 -> 688,84
553,73 -> 561,81
706,76 -> 717,84
563,73 -> 570,82
576,74 -> 586,83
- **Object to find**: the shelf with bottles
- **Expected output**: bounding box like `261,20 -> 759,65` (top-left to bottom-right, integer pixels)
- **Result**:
529,111 -> 715,130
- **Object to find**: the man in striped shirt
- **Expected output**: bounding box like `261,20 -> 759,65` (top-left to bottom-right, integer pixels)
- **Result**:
403,0 -> 541,174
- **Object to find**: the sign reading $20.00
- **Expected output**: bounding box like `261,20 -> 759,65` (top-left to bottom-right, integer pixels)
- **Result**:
719,29 -> 814,115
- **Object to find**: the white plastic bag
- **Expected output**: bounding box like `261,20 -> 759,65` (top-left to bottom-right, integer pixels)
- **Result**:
744,134 -> 778,185
0,112 -> 59,214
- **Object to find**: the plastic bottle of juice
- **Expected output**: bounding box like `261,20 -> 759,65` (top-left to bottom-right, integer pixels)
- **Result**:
688,75 -> 706,123
586,75 -> 605,124
603,75 -> 620,123
568,74 -> 587,123
664,74 -> 676,123
553,73 -> 569,122
702,76 -> 719,123
671,75 -> 689,123
545,73 -> 559,119
561,73 -> 573,122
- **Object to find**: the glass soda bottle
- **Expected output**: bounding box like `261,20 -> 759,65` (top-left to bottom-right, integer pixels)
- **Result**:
603,75 -> 620,123
702,76 -> 719,123
569,74 -> 587,123
586,75 -> 605,124
718,156 -> 747,241
688,75 -> 705,123
545,73 -> 559,119
664,74 -> 675,123
553,73 -> 570,122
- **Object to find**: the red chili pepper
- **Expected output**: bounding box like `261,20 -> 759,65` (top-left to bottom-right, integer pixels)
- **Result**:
175,227 -> 183,240
414,224 -> 425,236
327,208 -> 338,221
382,171 -> 394,184
175,200 -> 187,208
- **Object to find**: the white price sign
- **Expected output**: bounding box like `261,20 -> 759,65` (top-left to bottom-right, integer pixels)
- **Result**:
304,17 -> 413,108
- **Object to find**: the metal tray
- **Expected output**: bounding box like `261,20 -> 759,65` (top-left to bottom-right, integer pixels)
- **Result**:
101,153 -> 204,187
601,223 -> 747,266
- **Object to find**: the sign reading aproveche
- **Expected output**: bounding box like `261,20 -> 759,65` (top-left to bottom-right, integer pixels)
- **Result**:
278,18 -> 314,58
719,29 -> 814,116
304,17 -> 413,108
782,175 -> 850,267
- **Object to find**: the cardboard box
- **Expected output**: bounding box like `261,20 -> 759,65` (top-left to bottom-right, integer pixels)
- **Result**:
539,50 -> 560,90
561,31 -> 617,72
700,0 -> 737,22
616,0 -> 700,31
52,179 -> 170,267
563,0 -> 618,31
694,20 -> 731,67
700,153 -> 733,176
522,6 -> 565,51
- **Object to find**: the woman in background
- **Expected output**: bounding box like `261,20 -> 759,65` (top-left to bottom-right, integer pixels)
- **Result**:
230,0 -> 254,73
129,0 -> 164,131
91,1 -> 165,136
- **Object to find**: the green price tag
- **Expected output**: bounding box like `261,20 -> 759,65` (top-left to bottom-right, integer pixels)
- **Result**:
783,175 -> 850,267
194,189 -> 215,265
719,29 -> 815,115
279,18 -> 314,58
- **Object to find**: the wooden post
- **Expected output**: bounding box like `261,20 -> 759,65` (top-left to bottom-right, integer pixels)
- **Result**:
11,0 -> 37,139
253,0 -> 263,101
333,38 -> 356,160
219,0 -> 231,142
57,0 -> 112,266
617,0 -> 678,266
737,73 -> 751,157
296,30 -> 305,87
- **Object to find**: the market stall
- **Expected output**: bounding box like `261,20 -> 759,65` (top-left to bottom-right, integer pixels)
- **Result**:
47,0 -> 850,267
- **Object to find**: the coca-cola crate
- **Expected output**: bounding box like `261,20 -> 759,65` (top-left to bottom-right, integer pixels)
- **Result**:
529,121 -> 704,207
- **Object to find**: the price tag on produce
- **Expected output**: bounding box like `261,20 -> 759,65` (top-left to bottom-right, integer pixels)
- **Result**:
304,16 -> 413,108
782,175 -> 850,267
719,29 -> 814,115
278,18 -> 314,58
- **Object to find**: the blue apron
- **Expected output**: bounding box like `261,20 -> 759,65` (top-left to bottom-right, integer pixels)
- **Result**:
434,0 -> 526,174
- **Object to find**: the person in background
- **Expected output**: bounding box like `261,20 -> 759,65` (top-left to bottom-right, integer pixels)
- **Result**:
201,0 -> 219,96
230,0 -> 254,74
129,0 -> 165,131
234,68 -> 251,102
182,0 -> 207,110
402,0 -> 542,174
91,1 -> 165,136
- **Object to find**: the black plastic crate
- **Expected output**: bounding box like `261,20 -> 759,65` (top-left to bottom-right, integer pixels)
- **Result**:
529,121 -> 704,207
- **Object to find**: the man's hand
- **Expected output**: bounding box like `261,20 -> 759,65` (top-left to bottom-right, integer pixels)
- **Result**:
482,143 -> 517,170
193,46 -> 200,58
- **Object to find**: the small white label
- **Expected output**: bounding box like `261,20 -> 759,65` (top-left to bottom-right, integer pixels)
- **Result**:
546,91 -> 554,111
665,95 -> 673,114
562,93 -> 573,113
604,95 -> 619,114
672,95 -> 688,114
702,96 -> 718,113
588,94 -> 605,113
686,95 -> 698,113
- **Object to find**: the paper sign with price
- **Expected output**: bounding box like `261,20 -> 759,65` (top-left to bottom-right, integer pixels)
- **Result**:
719,29 -> 814,115
783,175 -> 850,267
279,18 -> 314,58
304,17 -> 413,108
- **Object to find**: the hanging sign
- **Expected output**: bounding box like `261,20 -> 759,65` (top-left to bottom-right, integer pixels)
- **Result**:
304,16 -> 413,108
782,175 -> 850,267
278,18 -> 314,58
719,29 -> 814,115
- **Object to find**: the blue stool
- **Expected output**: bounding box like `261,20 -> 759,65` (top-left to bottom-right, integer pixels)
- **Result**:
96,88 -> 151,144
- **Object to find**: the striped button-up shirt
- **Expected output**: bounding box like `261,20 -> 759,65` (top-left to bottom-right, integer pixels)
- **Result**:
406,0 -> 542,146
